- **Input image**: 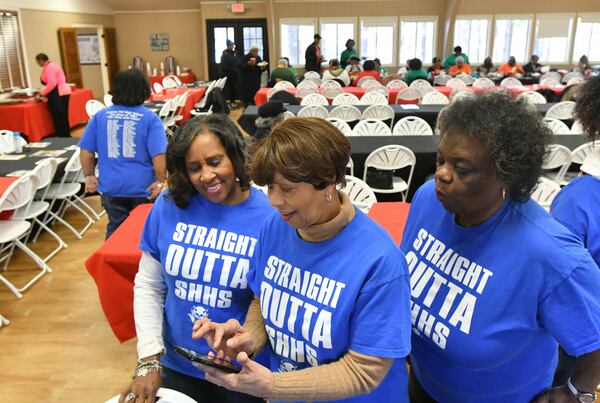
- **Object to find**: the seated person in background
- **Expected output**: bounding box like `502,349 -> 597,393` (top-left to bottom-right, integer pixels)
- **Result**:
322,59 -> 351,87
574,55 -> 593,77
254,100 -> 286,141
373,58 -> 388,78
427,57 -> 443,77
523,54 -> 543,75
498,56 -> 525,77
340,39 -> 357,69
448,56 -> 472,76
283,57 -> 298,81
405,58 -> 428,85
345,55 -> 363,81
476,57 -> 496,76
352,59 -> 381,86
442,45 -> 470,68
268,58 -> 297,87
79,68 -> 167,239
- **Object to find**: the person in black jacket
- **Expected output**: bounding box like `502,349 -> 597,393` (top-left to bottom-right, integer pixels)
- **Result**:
304,33 -> 323,73
239,45 -> 264,107
220,40 -> 239,107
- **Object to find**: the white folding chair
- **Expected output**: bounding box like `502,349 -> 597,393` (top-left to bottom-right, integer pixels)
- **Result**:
360,92 -> 388,106
347,157 -> 355,176
304,71 -> 321,80
85,99 -> 105,119
0,130 -> 16,154
420,91 -> 449,105
105,387 -> 198,403
103,93 -> 113,107
530,177 -> 562,211
409,79 -> 432,90
332,93 -> 360,106
456,73 -> 474,85
571,141 -> 600,165
450,89 -> 475,103
300,93 -> 328,106
321,80 -> 342,89
446,78 -> 468,90
34,148 -> 95,241
541,72 -> 561,83
500,77 -> 522,88
562,71 -> 583,84
159,99 -> 174,129
173,91 -> 189,123
357,76 -> 377,87
296,86 -> 317,99
173,76 -> 183,86
329,105 -> 361,122
297,80 -> 318,90
152,82 -> 164,94
362,104 -> 395,124
251,182 -> 268,195
340,175 -> 377,213
363,145 -> 416,200
570,120 -> 584,135
540,77 -> 560,87
542,144 -> 573,185
473,77 -> 495,88
546,101 -> 576,120
567,77 -> 584,86
274,81 -> 296,91
433,75 -> 451,86
194,80 -> 216,110
365,85 -> 389,98
517,91 -> 547,104
393,116 -> 433,136
297,105 -> 329,119
322,86 -> 343,100
0,173 -> 51,299
0,313 -> 8,326
325,117 -> 352,137
352,119 -> 392,136
360,80 -> 382,90
395,87 -> 421,104
386,79 -> 408,89
543,118 -> 571,135
283,110 -> 296,120
162,76 -> 178,89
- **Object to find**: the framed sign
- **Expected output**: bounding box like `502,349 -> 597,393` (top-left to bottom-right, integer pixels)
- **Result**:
150,33 -> 169,51
77,34 -> 101,65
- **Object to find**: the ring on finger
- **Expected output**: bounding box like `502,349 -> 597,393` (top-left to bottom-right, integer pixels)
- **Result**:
125,392 -> 137,401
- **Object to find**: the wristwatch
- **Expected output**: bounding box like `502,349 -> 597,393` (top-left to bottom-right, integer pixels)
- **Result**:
567,377 -> 597,403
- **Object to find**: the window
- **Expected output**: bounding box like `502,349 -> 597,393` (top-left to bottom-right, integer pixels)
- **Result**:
0,10 -> 26,92
243,26 -> 264,59
213,27 -> 234,64
280,19 -> 316,67
320,18 -> 356,63
493,16 -> 531,63
399,17 -> 437,64
360,17 -> 397,65
534,14 -> 574,63
454,16 -> 491,63
573,14 -> 600,63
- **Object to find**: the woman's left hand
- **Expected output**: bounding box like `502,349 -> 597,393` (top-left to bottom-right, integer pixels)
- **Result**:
531,386 -> 577,402
193,351 -> 273,399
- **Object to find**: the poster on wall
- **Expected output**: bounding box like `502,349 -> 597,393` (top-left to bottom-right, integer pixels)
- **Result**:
150,33 -> 169,51
77,34 -> 101,65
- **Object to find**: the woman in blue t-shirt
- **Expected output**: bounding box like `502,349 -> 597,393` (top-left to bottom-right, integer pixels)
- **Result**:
400,91 -> 600,403
118,114 -> 273,403
550,76 -> 600,387
191,118 -> 412,403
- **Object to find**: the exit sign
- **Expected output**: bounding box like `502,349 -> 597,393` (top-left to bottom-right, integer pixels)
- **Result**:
231,3 -> 244,13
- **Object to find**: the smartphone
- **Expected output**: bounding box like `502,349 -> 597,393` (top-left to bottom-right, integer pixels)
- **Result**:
174,346 -> 242,374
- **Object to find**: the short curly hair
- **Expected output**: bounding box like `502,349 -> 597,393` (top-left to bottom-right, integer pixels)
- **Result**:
436,91 -> 552,202
166,114 -> 251,209
574,76 -> 600,141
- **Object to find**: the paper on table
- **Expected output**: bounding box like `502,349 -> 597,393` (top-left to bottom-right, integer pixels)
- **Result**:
400,104 -> 420,110
0,154 -> 25,160
30,150 -> 66,157
25,142 -> 51,148
63,144 -> 78,151
35,157 -> 66,165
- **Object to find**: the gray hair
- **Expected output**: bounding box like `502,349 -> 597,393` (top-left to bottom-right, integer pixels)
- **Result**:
278,58 -> 289,67
456,56 -> 464,63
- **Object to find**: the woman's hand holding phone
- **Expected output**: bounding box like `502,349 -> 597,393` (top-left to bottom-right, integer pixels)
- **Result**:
191,318 -> 256,360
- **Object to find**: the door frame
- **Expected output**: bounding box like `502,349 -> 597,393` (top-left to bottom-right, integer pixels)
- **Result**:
206,19 -> 270,81
71,24 -> 110,95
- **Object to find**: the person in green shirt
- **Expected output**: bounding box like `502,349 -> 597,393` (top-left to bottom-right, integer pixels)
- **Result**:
405,58 -> 428,85
268,58 -> 298,86
442,45 -> 470,68
340,39 -> 357,69
283,57 -> 298,81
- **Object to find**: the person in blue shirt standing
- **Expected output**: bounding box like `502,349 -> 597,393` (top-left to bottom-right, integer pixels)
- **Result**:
79,68 -> 167,239
400,91 -> 600,403
118,114 -> 273,403
550,76 -> 600,387
191,117 -> 412,403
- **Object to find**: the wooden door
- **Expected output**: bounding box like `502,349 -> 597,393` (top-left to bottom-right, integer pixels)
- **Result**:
57,28 -> 83,88
103,28 -> 119,92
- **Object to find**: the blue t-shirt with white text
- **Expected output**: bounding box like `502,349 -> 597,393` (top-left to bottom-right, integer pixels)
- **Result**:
551,174 -> 600,268
139,188 -> 273,378
78,104 -> 167,197
248,208 -> 412,403
400,180 -> 600,403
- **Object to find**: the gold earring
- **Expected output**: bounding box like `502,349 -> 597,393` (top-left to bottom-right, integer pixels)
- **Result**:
326,193 -> 332,202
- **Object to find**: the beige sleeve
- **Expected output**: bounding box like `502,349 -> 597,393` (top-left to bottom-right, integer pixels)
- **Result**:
243,296 -> 269,355
270,350 -> 394,402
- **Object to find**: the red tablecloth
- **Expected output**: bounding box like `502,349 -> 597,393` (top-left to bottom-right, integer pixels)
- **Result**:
148,72 -> 197,87
86,201 -> 411,342
254,84 -> 567,106
149,87 -> 206,122
0,176 -> 19,219
85,203 -> 153,342
0,88 -> 94,142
